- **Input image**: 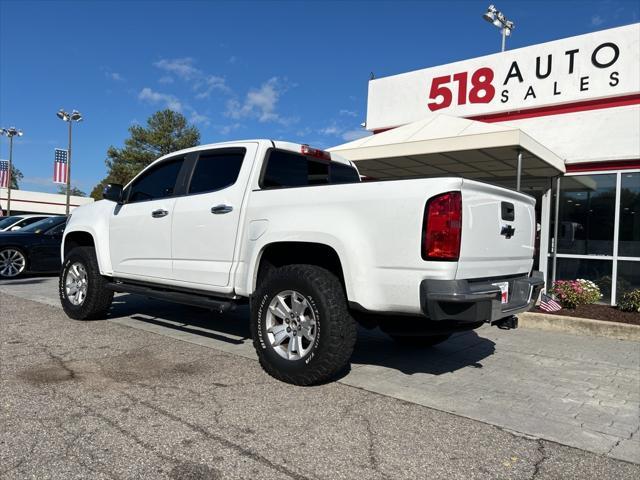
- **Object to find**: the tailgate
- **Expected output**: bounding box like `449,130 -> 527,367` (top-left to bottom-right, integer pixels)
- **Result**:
456,179 -> 535,280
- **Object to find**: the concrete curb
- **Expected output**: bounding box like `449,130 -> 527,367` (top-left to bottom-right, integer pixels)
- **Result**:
519,311 -> 640,342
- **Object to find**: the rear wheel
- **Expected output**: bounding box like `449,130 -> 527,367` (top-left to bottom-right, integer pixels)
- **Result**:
0,247 -> 27,279
388,333 -> 452,347
59,246 -> 113,320
251,264 -> 357,386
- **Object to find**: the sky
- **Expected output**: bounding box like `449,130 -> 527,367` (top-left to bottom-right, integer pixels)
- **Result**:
1,0 -> 638,194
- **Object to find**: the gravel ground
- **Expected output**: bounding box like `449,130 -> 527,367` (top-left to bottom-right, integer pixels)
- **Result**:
1,293 -> 639,479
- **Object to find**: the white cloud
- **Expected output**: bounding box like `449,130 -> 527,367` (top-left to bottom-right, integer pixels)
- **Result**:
342,129 -> 371,141
318,125 -> 341,136
591,15 -> 604,26
216,123 -> 243,135
107,71 -> 124,82
153,57 -> 199,80
226,77 -> 293,124
228,56 -> 237,64
195,75 -> 230,99
339,109 -> 357,117
138,87 -> 183,112
154,57 -> 230,99
189,110 -> 210,125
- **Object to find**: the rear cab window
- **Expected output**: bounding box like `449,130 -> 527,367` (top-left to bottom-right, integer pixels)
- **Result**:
260,149 -> 360,189
188,148 -> 246,195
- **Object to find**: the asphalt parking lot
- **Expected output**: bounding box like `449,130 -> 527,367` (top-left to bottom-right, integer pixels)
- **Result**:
1,276 -> 639,479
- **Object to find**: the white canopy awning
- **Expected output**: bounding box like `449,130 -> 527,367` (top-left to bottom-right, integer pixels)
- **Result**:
329,114 -> 565,185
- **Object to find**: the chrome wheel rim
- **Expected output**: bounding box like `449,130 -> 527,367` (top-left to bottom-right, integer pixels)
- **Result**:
65,262 -> 88,306
266,290 -> 317,361
0,249 -> 26,278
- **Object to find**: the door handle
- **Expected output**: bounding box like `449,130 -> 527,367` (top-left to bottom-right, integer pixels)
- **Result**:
151,209 -> 169,218
211,204 -> 233,215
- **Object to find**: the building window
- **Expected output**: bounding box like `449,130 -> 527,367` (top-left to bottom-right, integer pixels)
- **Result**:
552,257 -> 613,304
548,170 -> 640,305
619,172 -> 640,258
557,174 -> 616,255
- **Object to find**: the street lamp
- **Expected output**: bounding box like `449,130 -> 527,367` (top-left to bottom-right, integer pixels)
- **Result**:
482,4 -> 515,52
0,126 -> 24,216
56,108 -> 83,214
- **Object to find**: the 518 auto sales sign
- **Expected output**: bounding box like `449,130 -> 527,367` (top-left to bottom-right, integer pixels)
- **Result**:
366,23 -> 639,131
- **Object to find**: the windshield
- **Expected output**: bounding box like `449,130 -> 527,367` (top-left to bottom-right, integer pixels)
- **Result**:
0,216 -> 22,229
19,216 -> 66,234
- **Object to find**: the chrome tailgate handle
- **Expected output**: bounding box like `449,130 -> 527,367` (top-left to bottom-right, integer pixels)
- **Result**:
151,209 -> 169,218
211,204 -> 233,214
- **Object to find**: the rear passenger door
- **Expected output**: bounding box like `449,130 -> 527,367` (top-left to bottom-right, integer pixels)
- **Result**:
171,143 -> 257,288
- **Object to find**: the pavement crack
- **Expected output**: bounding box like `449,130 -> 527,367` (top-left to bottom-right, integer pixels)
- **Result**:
121,392 -> 315,480
531,438 -> 548,480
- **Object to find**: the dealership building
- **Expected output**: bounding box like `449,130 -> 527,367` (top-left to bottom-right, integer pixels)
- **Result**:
332,23 -> 639,305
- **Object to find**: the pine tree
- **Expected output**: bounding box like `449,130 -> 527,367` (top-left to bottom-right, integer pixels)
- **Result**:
90,110 -> 200,199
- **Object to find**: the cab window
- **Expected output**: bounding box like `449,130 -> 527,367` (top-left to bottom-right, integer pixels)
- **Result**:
188,148 -> 246,195
127,157 -> 185,203
260,150 -> 359,189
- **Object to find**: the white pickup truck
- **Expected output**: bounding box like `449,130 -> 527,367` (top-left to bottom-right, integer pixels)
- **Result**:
60,140 -> 543,385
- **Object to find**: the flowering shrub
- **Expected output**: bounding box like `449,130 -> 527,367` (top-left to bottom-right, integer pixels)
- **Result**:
550,279 -> 602,309
617,289 -> 640,313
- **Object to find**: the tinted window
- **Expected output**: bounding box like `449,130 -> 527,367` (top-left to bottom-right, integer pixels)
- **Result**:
20,216 -> 66,234
261,150 -> 359,188
15,217 -> 46,228
330,163 -> 361,184
0,216 -> 21,229
47,222 -> 66,235
189,149 -> 245,195
128,158 -> 184,203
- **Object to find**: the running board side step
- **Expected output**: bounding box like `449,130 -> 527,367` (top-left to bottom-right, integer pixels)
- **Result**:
105,282 -> 237,313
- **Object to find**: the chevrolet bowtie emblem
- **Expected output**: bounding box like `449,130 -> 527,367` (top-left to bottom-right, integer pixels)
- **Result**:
501,225 -> 516,239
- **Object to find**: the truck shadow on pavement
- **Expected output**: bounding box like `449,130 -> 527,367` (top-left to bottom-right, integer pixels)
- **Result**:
105,294 -> 496,377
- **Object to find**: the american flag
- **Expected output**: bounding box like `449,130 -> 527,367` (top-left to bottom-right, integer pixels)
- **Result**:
54,148 -> 68,184
0,160 -> 9,188
539,293 -> 562,312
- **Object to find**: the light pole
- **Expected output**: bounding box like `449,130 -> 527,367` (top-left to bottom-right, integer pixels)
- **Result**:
56,109 -> 83,215
0,127 -> 24,216
482,4 -> 515,52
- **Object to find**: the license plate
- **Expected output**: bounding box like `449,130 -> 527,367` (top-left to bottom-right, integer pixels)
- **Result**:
493,281 -> 509,304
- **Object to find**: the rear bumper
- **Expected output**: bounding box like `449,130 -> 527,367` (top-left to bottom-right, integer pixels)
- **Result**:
420,272 -> 544,323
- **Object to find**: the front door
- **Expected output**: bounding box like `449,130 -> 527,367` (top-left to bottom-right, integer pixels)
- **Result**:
109,156 -> 185,280
171,144 -> 256,288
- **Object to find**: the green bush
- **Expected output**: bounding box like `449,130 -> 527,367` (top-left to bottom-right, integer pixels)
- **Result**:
617,289 -> 640,313
550,279 -> 602,309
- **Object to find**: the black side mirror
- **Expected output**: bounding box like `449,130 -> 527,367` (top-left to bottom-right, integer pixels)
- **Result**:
103,183 -> 124,203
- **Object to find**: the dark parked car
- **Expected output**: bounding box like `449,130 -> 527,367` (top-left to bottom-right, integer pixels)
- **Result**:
0,216 -> 67,279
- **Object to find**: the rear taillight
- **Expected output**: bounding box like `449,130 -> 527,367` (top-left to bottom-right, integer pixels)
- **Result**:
422,191 -> 462,261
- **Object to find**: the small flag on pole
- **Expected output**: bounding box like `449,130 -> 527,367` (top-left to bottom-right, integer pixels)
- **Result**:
539,293 -> 562,312
0,160 -> 9,188
54,148 -> 68,184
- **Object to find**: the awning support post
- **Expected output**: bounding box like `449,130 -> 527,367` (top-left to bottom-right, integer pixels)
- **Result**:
551,176 -> 561,287
516,149 -> 522,192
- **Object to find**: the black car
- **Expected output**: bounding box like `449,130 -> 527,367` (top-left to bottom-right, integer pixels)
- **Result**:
0,216 -> 67,279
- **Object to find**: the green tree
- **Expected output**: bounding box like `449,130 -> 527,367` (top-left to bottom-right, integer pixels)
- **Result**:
57,185 -> 87,197
90,110 -> 200,199
10,165 -> 23,189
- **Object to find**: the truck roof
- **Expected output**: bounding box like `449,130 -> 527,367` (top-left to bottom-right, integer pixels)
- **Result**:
152,139 -> 352,166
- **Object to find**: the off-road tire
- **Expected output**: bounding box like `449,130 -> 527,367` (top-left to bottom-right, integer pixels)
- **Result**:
251,264 -> 357,386
59,246 -> 113,320
388,333 -> 452,347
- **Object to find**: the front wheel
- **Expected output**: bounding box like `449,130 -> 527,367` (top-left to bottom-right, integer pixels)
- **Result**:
59,246 -> 113,320
251,265 -> 357,386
